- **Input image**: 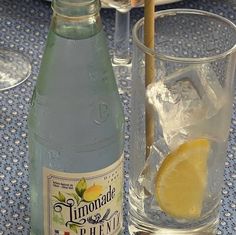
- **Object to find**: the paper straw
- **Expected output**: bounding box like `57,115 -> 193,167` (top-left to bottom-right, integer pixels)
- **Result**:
144,0 -> 155,158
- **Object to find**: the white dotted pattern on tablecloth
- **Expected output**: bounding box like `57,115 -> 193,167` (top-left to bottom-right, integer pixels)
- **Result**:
0,0 -> 235,234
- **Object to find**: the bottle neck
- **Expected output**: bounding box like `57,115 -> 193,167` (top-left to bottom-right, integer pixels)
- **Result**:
51,0 -> 102,39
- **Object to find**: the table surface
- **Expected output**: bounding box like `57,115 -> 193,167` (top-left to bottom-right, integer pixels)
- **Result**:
0,0 -> 235,234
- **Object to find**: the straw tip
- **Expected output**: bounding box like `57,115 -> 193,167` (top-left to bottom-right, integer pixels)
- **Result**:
131,0 -> 141,7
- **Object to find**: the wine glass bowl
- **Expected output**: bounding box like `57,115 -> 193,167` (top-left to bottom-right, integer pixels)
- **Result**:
102,0 -> 140,12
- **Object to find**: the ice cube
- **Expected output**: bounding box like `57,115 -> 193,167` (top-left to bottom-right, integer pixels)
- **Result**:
146,65 -> 224,148
138,139 -> 169,196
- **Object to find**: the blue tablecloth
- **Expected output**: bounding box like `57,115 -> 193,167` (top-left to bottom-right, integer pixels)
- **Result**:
0,0 -> 235,234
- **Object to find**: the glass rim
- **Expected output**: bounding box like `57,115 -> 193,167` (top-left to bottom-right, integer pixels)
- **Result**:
132,8 -> 236,63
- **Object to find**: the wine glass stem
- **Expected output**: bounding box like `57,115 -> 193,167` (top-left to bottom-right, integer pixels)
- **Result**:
113,10 -> 131,65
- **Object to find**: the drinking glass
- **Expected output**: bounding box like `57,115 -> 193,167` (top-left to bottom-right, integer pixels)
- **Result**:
0,49 -> 31,90
129,9 -> 236,234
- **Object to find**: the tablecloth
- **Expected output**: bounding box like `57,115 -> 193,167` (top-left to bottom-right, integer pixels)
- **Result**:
0,0 -> 235,234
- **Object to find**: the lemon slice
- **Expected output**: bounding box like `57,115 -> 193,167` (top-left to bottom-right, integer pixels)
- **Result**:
155,138 -> 210,220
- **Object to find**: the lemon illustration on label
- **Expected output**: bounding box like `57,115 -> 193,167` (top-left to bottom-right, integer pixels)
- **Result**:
53,178 -> 103,204
75,178 -> 87,197
53,191 -> 66,202
83,184 -> 103,202
155,138 -> 210,220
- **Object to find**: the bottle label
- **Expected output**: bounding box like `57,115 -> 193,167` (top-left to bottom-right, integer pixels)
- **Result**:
43,156 -> 123,235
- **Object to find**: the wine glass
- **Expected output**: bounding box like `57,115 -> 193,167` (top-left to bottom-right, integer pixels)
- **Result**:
102,0 -> 143,66
0,49 -> 31,91
101,0 -> 143,96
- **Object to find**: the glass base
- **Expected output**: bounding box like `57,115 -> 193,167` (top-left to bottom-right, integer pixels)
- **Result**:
112,56 -> 132,67
0,49 -> 31,91
128,210 -> 219,235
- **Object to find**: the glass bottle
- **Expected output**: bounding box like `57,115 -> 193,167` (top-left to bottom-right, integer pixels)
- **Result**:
28,0 -> 124,234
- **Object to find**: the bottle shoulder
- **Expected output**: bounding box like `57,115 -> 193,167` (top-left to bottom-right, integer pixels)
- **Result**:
35,28 -> 117,96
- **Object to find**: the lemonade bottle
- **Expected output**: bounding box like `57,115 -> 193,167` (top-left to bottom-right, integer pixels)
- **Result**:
28,1 -> 124,234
